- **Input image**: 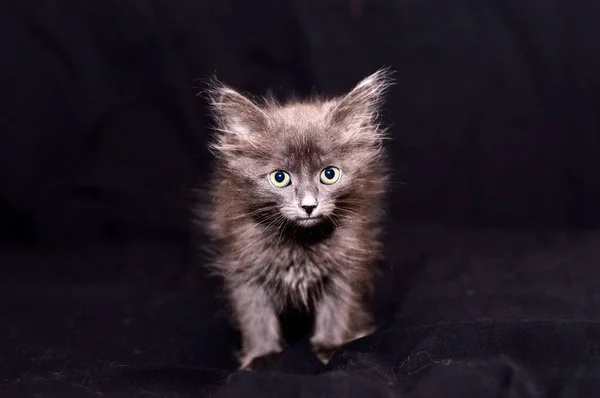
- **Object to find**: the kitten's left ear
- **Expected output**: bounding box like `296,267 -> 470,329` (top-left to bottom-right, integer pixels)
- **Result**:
330,68 -> 394,130
205,78 -> 270,136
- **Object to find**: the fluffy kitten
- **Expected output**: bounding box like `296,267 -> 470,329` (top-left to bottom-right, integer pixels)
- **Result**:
198,69 -> 392,370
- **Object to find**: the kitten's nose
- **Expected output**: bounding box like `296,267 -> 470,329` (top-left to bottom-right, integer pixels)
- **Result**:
301,205 -> 316,216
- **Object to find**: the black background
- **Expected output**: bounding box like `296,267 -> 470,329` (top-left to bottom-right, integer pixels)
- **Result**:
2,0 -> 600,397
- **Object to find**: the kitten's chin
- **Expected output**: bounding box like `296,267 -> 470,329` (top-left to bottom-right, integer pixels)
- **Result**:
293,217 -> 323,228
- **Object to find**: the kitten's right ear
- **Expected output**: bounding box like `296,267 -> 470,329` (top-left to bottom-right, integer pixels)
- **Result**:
205,78 -> 269,136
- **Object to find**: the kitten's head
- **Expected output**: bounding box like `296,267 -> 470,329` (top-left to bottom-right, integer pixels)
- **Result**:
206,69 -> 393,229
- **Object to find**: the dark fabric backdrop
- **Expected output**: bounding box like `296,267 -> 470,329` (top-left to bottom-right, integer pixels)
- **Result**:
2,0 -> 600,397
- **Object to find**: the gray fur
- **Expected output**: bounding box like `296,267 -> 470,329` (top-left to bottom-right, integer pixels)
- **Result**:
195,69 -> 393,370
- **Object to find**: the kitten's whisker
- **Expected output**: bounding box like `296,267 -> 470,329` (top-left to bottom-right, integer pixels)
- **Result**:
221,206 -> 280,224
231,213 -> 282,241
325,214 -> 341,229
333,209 -> 370,222
262,214 -> 286,234
228,207 -> 274,220
255,213 -> 284,226
274,217 -> 289,252
338,208 -> 369,215
336,198 -> 372,206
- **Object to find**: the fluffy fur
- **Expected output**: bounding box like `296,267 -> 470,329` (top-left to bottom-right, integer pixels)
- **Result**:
196,69 -> 393,370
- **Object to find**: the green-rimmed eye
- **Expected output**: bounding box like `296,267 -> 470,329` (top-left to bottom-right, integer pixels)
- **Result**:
269,170 -> 291,188
320,167 -> 341,185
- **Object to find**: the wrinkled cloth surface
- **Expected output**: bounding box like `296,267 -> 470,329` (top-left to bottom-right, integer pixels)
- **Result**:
2,1 -> 600,397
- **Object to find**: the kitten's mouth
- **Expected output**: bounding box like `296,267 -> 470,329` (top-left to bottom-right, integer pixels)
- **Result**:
295,216 -> 324,227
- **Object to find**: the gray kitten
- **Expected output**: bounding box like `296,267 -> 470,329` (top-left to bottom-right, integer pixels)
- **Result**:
197,69 -> 392,370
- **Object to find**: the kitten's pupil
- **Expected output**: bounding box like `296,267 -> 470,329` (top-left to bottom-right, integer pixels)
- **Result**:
274,171 -> 285,183
324,168 -> 335,180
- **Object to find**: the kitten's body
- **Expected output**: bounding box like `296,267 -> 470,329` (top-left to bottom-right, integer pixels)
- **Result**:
198,70 -> 392,370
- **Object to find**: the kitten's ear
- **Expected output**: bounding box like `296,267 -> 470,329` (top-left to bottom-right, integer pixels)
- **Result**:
206,78 -> 269,136
330,68 -> 394,130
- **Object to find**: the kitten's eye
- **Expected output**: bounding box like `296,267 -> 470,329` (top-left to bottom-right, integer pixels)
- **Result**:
320,167 -> 341,185
269,170 -> 291,188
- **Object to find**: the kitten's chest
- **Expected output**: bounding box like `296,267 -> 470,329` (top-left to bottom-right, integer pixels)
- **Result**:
266,243 -> 333,306
281,252 -> 326,287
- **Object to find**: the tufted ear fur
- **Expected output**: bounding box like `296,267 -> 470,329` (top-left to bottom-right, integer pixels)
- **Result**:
329,68 -> 394,134
206,78 -> 270,137
205,78 -> 272,155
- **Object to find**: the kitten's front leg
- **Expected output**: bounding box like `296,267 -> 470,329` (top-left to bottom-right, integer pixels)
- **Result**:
310,283 -> 375,365
230,282 -> 283,370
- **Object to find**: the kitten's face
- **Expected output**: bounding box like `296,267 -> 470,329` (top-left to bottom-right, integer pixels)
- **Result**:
264,163 -> 342,227
208,69 -> 392,229
246,131 -> 365,228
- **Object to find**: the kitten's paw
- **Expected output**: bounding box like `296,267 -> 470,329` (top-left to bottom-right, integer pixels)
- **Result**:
239,351 -> 281,371
351,325 -> 377,342
312,344 -> 339,365
311,326 -> 376,365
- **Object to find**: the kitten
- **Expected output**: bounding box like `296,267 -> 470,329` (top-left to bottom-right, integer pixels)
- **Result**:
197,69 -> 393,370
